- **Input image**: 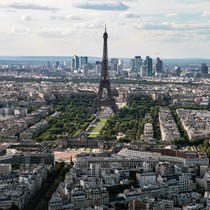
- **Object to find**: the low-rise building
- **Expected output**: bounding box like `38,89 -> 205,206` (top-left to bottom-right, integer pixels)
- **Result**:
159,107 -> 180,141
0,164 -> 11,175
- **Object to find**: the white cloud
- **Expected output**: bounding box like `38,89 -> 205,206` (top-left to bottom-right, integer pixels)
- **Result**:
166,13 -> 178,17
8,2 -> 58,11
21,14 -> 32,21
202,11 -> 210,17
50,15 -> 82,21
75,2 -> 129,11
119,12 -> 140,18
72,19 -> 105,29
65,15 -> 82,20
11,27 -> 32,34
61,28 -> 72,36
132,21 -> 210,31
36,28 -> 67,38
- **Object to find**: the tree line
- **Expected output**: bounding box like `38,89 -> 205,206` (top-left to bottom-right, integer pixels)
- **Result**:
35,95 -> 95,141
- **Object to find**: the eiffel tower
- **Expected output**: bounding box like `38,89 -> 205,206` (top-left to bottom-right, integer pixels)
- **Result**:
90,27 -> 119,114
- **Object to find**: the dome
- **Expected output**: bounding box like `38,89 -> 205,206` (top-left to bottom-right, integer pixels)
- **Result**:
79,131 -> 88,141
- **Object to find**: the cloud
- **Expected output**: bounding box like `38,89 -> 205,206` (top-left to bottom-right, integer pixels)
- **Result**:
21,14 -> 32,21
8,2 -> 58,11
11,27 -> 32,34
50,15 -> 82,21
50,16 -> 64,20
76,2 -> 129,11
132,21 -> 210,31
171,0 -> 207,4
133,22 -> 173,30
10,26 -> 73,39
73,19 -> 104,29
166,13 -> 178,17
202,12 -> 210,17
65,15 -> 82,20
119,12 -> 140,18
36,28 -> 71,38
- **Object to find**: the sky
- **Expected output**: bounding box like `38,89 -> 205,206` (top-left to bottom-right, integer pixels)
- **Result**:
0,0 -> 210,58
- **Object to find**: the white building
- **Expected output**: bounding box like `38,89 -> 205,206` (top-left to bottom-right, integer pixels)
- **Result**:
136,173 -> 156,186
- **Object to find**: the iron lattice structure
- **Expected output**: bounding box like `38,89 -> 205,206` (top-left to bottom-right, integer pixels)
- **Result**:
90,28 -> 119,114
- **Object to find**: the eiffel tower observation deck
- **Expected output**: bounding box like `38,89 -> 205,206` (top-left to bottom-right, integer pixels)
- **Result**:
90,27 -> 119,115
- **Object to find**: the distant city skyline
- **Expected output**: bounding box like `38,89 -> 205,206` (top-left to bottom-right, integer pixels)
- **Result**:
1,0 -> 210,58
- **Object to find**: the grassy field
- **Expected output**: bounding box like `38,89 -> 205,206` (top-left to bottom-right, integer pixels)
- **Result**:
99,118 -> 107,124
85,148 -> 92,152
88,118 -> 107,138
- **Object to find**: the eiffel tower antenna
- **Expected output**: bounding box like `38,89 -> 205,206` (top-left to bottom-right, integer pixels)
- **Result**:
90,28 -> 119,115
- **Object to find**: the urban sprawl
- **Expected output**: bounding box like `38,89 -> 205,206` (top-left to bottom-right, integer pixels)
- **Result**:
0,54 -> 210,210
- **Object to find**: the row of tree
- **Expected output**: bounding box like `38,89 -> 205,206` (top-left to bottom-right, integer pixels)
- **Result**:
35,94 -> 95,141
100,95 -> 166,142
25,162 -> 71,210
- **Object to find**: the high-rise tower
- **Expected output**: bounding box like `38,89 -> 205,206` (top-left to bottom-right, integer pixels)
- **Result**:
90,27 -> 119,114
156,57 -> 163,72
145,56 -> 153,76
201,63 -> 208,74
74,55 -> 80,69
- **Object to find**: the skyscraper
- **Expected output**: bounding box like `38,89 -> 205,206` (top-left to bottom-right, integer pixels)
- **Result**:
96,64 -> 102,75
81,56 -> 88,68
174,67 -> 181,77
46,61 -> 50,69
74,55 -> 80,69
83,64 -> 89,77
117,59 -> 124,75
71,58 -> 75,72
55,61 -> 59,69
140,65 -> 147,77
154,57 -> 163,76
135,56 -> 143,72
130,58 -> 135,70
111,58 -> 118,71
201,63 -> 208,74
145,56 -> 153,76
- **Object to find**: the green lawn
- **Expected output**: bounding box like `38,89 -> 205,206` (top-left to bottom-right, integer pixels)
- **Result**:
88,118 -> 107,138
73,129 -> 83,137
99,118 -> 107,124
85,148 -> 92,152
90,126 -> 102,133
88,133 -> 99,138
